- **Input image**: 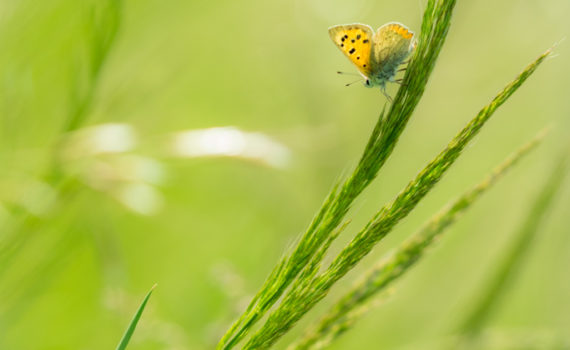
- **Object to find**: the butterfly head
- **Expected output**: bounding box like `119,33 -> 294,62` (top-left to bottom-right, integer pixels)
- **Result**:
362,75 -> 386,89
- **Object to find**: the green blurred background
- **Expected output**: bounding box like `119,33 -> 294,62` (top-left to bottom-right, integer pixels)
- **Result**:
0,0 -> 569,349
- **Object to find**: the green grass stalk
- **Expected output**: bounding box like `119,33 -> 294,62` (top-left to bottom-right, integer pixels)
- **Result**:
217,0 -> 456,348
290,130 -> 547,350
241,48 -> 551,350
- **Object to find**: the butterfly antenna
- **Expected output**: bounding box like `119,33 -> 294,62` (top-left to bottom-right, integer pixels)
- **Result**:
337,71 -> 361,77
345,78 -> 363,87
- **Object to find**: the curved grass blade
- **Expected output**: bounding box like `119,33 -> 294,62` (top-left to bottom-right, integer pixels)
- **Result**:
217,1 -> 457,348
65,0 -> 123,132
242,47 -> 552,350
290,131 -> 547,350
116,284 -> 157,350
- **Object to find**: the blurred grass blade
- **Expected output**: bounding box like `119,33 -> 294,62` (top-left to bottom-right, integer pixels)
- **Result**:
116,284 -> 156,350
242,47 -> 551,350
290,131 -> 546,350
65,0 -> 123,132
0,1 -> 125,319
459,328 -> 570,349
1,0 -> 125,267
217,0 -> 456,348
459,156 -> 568,335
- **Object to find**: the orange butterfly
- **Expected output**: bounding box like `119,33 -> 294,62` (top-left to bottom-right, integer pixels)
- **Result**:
329,22 -> 416,101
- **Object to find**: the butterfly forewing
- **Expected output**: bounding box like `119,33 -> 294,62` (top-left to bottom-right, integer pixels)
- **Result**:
328,24 -> 374,76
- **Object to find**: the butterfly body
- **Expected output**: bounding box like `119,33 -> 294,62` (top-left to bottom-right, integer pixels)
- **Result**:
328,22 -> 415,98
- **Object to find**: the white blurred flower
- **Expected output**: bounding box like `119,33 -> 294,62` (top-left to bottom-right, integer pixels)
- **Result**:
60,123 -> 165,215
170,127 -> 291,168
83,155 -> 166,191
59,124 -> 289,215
111,182 -> 163,216
61,123 -> 137,160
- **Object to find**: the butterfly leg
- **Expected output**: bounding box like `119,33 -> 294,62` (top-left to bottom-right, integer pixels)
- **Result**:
392,79 -> 408,87
380,87 -> 393,103
397,59 -> 413,72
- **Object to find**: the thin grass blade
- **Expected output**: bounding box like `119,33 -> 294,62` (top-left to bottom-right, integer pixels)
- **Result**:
116,284 -> 157,350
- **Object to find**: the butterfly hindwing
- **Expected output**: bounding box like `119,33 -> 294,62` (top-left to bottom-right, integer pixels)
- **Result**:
328,24 -> 374,76
371,22 -> 415,72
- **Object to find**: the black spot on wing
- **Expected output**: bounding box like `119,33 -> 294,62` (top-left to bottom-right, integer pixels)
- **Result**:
349,48 -> 355,54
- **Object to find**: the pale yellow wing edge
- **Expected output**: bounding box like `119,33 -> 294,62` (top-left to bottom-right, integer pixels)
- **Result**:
328,23 -> 374,41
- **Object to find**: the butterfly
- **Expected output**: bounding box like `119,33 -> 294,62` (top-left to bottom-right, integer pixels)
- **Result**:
328,22 -> 416,101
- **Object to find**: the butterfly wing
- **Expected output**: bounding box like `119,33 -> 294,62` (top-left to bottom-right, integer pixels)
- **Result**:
371,22 -> 415,74
328,24 -> 374,77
